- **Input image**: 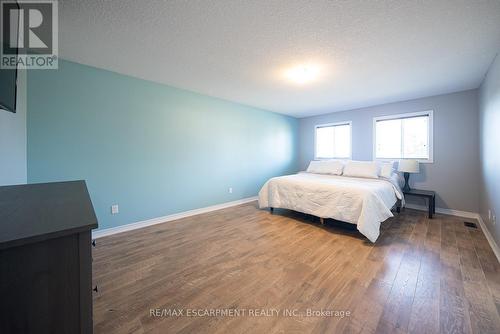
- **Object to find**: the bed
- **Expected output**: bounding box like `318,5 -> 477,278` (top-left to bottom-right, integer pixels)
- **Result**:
258,171 -> 404,242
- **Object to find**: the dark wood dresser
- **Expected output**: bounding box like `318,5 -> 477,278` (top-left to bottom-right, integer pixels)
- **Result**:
0,181 -> 98,334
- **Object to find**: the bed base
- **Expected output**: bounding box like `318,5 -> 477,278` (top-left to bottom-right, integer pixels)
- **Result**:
395,199 -> 402,214
269,199 -> 400,227
270,207 -> 326,225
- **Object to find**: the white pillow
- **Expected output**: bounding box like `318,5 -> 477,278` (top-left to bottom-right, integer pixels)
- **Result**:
379,161 -> 395,179
343,161 -> 380,179
306,160 -> 344,175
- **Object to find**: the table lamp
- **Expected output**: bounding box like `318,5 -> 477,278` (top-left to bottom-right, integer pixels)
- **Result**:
398,159 -> 420,192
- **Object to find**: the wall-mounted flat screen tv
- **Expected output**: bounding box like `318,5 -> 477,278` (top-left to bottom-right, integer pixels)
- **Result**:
0,67 -> 18,113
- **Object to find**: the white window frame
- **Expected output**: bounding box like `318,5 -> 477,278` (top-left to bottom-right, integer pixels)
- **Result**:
314,121 -> 352,160
373,110 -> 434,163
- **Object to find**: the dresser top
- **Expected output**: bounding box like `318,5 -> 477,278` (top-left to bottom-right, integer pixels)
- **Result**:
0,180 -> 98,250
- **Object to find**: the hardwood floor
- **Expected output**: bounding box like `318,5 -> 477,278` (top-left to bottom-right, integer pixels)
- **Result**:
92,202 -> 500,334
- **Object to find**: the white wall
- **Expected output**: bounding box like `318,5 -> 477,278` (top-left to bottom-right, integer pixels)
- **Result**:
479,53 -> 500,247
0,70 -> 27,186
299,90 -> 480,213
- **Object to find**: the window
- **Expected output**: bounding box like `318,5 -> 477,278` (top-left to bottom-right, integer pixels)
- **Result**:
315,122 -> 352,159
373,111 -> 433,162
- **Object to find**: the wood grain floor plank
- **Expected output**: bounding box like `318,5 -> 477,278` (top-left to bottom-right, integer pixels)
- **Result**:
92,203 -> 500,334
439,218 -> 472,334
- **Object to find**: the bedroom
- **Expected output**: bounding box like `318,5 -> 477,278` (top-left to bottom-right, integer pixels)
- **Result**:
0,0 -> 499,333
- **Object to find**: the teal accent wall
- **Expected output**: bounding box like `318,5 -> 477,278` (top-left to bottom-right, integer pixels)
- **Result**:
27,60 -> 298,230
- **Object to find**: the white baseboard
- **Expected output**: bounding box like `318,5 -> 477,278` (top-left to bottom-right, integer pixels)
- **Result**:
405,203 -> 500,263
404,203 -> 478,219
476,215 -> 500,263
92,196 -> 258,239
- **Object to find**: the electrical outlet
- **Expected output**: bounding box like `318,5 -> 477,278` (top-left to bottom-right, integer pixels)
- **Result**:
111,204 -> 119,215
228,187 -> 233,194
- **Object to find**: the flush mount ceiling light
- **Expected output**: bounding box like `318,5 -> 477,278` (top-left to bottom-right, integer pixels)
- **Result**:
284,64 -> 321,85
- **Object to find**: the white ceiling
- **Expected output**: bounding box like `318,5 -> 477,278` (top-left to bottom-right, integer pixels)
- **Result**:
58,0 -> 500,118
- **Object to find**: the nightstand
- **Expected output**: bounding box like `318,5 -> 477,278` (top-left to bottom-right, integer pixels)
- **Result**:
403,189 -> 436,218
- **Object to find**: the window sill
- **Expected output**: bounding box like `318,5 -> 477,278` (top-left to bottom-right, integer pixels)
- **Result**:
375,158 -> 434,164
314,157 -> 352,160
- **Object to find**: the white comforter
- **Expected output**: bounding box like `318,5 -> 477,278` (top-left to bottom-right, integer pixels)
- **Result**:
258,172 -> 403,242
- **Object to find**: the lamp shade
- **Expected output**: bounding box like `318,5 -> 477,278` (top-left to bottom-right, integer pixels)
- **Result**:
398,159 -> 420,173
